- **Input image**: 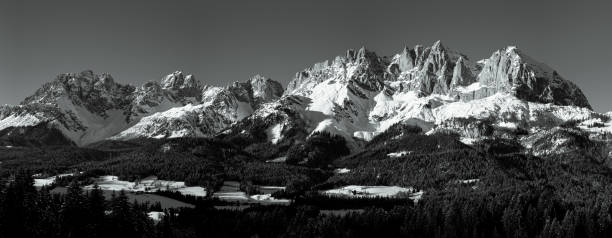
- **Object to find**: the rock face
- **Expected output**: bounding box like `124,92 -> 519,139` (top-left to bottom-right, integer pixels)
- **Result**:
386,41 -> 479,96
160,71 -> 202,101
460,47 -> 592,109
249,75 -> 284,103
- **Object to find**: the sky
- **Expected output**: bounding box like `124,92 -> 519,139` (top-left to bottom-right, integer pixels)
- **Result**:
1,0 -> 611,112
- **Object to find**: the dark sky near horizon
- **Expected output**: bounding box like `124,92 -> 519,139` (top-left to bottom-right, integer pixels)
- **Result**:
1,0 -> 611,111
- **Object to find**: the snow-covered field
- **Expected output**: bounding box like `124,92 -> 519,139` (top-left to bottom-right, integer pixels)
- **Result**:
250,194 -> 291,204
83,175 -> 207,197
34,173 -> 77,187
214,191 -> 290,204
323,185 -> 421,199
213,181 -> 290,204
213,191 -> 249,201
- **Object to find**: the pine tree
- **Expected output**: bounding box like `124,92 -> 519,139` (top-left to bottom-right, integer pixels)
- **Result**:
109,190 -> 135,237
0,170 -> 38,238
35,187 -> 60,238
61,181 -> 88,238
87,184 -> 106,238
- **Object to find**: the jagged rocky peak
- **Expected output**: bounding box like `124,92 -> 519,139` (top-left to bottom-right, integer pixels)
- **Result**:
131,81 -> 167,109
387,41 -> 478,96
94,73 -> 117,90
161,71 -> 186,89
389,46 -> 417,73
451,56 -> 478,87
21,70 -> 135,114
285,41 -> 590,109
248,74 -> 284,102
286,46 -> 388,95
159,71 -> 202,100
472,46 -> 591,109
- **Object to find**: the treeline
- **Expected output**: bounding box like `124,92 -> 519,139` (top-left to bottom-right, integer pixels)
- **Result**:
157,186 -> 612,238
0,146 -> 111,177
74,138 -> 329,189
2,169 -> 612,237
286,131 -> 351,168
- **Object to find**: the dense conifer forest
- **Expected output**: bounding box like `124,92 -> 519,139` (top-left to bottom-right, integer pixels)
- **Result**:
2,169 -> 612,238
1,125 -> 612,237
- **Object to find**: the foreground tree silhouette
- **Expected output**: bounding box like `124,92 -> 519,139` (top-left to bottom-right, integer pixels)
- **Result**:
61,181 -> 88,238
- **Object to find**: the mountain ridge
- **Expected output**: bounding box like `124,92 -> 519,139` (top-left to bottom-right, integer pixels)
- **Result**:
0,41 -> 607,156
0,70 -> 283,145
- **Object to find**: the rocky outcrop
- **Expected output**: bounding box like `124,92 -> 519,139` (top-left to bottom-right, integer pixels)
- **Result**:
161,71 -> 202,101
464,47 -> 592,109
248,75 -> 284,104
286,47 -> 387,95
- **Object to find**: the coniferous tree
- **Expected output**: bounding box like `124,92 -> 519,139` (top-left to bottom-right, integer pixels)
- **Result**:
87,184 -> 106,238
61,181 -> 88,238
35,187 -> 60,238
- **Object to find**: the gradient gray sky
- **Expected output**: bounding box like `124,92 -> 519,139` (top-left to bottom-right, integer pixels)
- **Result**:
1,0 -> 611,112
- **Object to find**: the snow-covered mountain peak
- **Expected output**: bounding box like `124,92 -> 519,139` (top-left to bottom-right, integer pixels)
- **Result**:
227,41 -> 603,155
0,42 -> 602,150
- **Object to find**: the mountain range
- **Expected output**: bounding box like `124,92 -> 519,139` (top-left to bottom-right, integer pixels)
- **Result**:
1,41 -> 610,164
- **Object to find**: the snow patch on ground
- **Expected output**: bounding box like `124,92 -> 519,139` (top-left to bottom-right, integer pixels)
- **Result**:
334,168 -> 351,174
460,137 -> 478,145
147,211 -> 165,222
323,185 -> 416,198
387,151 -> 412,158
33,173 -> 76,187
214,191 -> 249,201
458,179 -> 480,184
249,194 -> 291,204
266,156 -> 287,163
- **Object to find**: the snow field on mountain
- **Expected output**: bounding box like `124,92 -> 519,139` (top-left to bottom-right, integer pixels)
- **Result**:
56,95 -> 132,145
0,114 -> 41,131
111,104 -> 207,140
